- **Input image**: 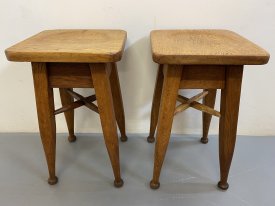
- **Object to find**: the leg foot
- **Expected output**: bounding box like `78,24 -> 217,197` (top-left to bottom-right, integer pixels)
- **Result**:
150,180 -> 160,189
200,137 -> 208,144
68,135 -> 77,142
217,181 -> 229,190
120,135 -> 128,142
48,176 -> 58,185
114,178 -> 124,188
147,136 -> 155,143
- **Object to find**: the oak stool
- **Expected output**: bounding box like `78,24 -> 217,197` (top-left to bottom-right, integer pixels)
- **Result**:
147,30 -> 270,190
5,30 -> 127,187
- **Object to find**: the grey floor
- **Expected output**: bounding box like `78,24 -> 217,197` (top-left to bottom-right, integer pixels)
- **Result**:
0,133 -> 274,206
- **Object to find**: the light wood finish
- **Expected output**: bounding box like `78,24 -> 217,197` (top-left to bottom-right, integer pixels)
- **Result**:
151,30 -> 270,65
32,62 -> 58,185
180,65 -> 225,89
66,89 -> 99,113
109,63 -> 128,142
201,89 -> 217,144
5,30 -> 127,63
218,66 -> 243,190
54,95 -> 96,115
59,88 -> 76,142
177,95 -> 220,117
147,65 -> 164,143
174,91 -> 208,115
148,30 -> 269,191
48,63 -> 93,88
90,63 -> 124,188
6,30 -> 127,187
150,65 -> 182,189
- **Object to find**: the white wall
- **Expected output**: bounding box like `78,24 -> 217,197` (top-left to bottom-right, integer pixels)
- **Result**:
0,0 -> 274,135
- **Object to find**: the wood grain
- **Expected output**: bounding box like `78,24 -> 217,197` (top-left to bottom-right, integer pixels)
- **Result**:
5,30 -> 127,63
150,65 -> 182,189
218,66 -> 243,190
32,62 -> 58,185
59,88 -> 76,142
174,91 -> 208,115
151,30 -> 270,65
177,94 -> 220,117
54,95 -> 96,115
90,63 -> 123,187
66,89 -> 99,113
180,65 -> 225,89
48,63 -> 93,88
109,63 -> 128,142
147,65 -> 164,143
201,89 -> 217,144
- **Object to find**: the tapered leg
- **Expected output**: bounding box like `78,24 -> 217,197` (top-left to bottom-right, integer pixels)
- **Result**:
150,65 -> 183,189
218,66 -> 243,190
109,63 -> 128,142
147,65 -> 164,143
201,89 -> 217,144
90,63 -> 123,188
32,62 -> 58,185
59,88 -> 76,142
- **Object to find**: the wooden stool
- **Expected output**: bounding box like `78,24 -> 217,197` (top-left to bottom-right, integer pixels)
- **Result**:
5,30 -> 127,187
148,30 -> 269,190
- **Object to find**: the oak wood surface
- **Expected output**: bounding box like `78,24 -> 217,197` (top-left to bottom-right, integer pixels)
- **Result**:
218,66 -> 243,190
48,63 -> 93,88
147,65 -> 164,143
174,91 -> 208,115
5,30 -> 127,63
180,65 -> 225,89
109,63 -> 128,142
59,88 -> 76,142
201,89 -> 217,144
32,62 -> 58,185
151,30 -> 270,65
177,94 -> 220,117
54,95 -> 96,115
90,63 -> 123,187
150,65 -> 183,189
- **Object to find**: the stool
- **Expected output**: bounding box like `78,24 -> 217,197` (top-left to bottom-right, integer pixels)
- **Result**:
5,29 -> 127,187
148,30 -> 269,190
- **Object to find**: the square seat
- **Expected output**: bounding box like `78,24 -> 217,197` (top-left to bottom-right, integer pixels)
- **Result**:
5,29 -> 127,63
150,30 -> 269,65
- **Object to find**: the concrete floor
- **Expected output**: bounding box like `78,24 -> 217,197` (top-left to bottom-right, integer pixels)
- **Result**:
0,133 -> 274,206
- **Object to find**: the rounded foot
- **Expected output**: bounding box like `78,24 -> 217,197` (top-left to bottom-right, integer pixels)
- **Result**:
217,181 -> 229,190
147,136 -> 155,143
68,135 -> 77,142
120,135 -> 128,142
200,137 -> 208,144
48,176 -> 58,185
150,180 -> 160,189
114,179 -> 124,188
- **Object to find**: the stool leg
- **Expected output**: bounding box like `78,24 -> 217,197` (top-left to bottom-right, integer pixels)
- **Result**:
59,88 -> 76,142
147,65 -> 164,143
109,63 -> 128,142
150,65 -> 182,189
201,89 -> 217,144
218,66 -> 243,190
90,63 -> 123,188
32,62 -> 58,185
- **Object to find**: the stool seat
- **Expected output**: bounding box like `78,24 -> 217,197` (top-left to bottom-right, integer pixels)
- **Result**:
5,29 -> 127,63
151,30 -> 269,65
